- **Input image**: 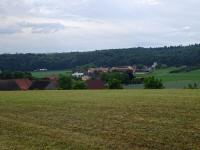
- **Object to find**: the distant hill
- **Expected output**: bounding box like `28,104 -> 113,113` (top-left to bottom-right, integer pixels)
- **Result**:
0,44 -> 200,71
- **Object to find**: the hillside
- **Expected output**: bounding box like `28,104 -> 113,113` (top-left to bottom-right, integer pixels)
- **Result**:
0,44 -> 200,71
132,67 -> 200,89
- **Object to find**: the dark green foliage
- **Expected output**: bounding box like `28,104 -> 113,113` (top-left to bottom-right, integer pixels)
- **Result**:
144,76 -> 164,89
101,72 -> 131,84
73,80 -> 87,90
74,64 -> 96,72
58,74 -> 73,90
132,77 -> 144,84
108,79 -> 123,89
0,44 -> 200,71
137,64 -> 145,69
59,75 -> 87,90
0,71 -> 33,79
186,83 -> 199,89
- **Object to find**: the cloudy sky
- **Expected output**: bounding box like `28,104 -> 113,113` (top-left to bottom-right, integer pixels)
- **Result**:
0,0 -> 200,53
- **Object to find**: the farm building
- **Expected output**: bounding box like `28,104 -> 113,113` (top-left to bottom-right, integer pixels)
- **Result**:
82,75 -> 91,81
72,72 -> 84,78
110,66 -> 136,74
88,67 -> 109,74
15,79 -> 32,90
45,80 -> 59,90
0,80 -> 20,91
0,79 -> 32,91
29,80 -> 50,90
86,80 -> 106,89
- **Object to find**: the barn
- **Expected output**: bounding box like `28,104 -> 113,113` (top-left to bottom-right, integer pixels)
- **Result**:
86,80 -> 106,89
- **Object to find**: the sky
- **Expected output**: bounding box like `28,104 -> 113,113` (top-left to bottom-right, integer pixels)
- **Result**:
0,0 -> 200,53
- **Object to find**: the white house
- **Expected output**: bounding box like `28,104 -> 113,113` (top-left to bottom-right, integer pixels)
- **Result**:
72,72 -> 84,78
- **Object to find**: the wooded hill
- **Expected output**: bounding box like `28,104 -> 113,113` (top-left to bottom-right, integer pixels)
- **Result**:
0,44 -> 200,71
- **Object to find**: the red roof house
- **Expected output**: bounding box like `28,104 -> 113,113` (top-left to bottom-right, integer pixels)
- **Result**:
86,80 -> 106,89
15,79 -> 32,90
0,80 -> 20,91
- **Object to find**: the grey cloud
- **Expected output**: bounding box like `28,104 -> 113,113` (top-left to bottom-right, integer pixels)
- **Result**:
0,28 -> 20,34
0,22 -> 65,35
0,25 -> 22,34
19,22 -> 65,33
0,0 -> 200,53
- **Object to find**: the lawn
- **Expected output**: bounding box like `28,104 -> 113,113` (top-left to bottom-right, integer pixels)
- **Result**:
0,90 -> 200,149
31,70 -> 72,78
148,68 -> 200,82
134,68 -> 200,89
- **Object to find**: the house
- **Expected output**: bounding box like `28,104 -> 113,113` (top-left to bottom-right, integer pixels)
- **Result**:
45,80 -> 59,90
34,68 -> 48,72
82,75 -> 91,81
0,80 -> 20,91
0,79 -> 32,91
110,66 -> 136,74
72,72 -> 84,78
88,67 -> 109,75
15,79 -> 32,90
136,66 -> 151,73
45,77 -> 59,90
86,80 -> 106,89
29,80 -> 50,90
151,62 -> 158,71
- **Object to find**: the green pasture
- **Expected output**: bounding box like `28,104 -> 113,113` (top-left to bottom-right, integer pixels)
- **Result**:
134,68 -> 200,89
31,70 -> 72,78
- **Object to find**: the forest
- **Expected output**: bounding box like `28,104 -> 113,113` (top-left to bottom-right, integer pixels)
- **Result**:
0,44 -> 200,71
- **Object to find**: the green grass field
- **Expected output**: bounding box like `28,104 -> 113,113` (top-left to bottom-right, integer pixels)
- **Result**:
134,68 -> 200,89
31,70 -> 72,78
0,90 -> 200,149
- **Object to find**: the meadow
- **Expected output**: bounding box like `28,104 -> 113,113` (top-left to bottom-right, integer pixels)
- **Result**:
0,90 -> 200,150
135,68 -> 200,89
31,70 -> 72,78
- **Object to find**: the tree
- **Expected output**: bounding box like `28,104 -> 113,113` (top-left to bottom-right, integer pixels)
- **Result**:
137,64 -> 145,69
58,74 -> 72,90
73,80 -> 87,90
108,79 -> 123,89
1,44 -> 200,71
187,83 -> 199,89
101,72 -> 131,84
0,71 -> 33,79
144,76 -> 164,89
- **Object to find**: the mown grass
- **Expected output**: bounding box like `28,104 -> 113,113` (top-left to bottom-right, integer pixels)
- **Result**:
0,90 -> 200,150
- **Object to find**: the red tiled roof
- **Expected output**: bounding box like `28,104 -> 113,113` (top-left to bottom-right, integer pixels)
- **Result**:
0,80 -> 20,91
86,80 -> 105,89
29,80 -> 50,90
15,79 -> 32,90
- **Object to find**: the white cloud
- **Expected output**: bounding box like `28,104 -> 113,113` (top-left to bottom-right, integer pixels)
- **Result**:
145,0 -> 160,5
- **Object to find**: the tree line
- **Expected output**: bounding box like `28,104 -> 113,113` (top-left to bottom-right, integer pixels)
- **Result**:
0,44 -> 200,71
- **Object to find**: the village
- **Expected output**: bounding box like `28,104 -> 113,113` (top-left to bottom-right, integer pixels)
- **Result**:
0,63 -> 157,91
73,62 -> 157,81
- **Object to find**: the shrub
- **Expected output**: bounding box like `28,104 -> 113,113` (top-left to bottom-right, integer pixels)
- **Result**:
108,79 -> 123,89
58,74 -> 73,90
186,83 -> 199,89
144,76 -> 164,89
0,71 -> 33,79
73,80 -> 87,90
132,77 -> 144,84
101,72 -> 131,84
